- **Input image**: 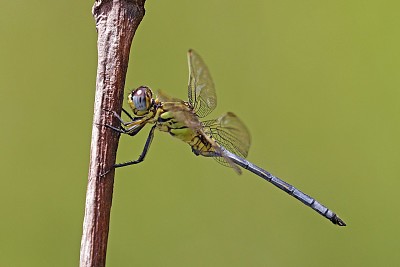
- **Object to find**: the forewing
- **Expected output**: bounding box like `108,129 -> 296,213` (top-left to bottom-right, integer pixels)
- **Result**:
187,49 -> 217,118
156,89 -> 183,103
156,90 -> 203,130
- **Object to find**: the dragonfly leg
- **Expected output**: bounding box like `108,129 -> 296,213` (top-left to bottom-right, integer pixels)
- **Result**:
100,109 -> 133,134
115,108 -> 141,126
104,123 -> 129,134
103,108 -> 138,126
122,107 -> 135,122
111,109 -> 137,126
105,122 -> 143,135
104,121 -> 145,136
114,125 -> 156,168
105,112 -> 147,136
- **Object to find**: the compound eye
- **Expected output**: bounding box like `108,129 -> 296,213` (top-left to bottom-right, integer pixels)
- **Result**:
128,86 -> 153,115
132,89 -> 148,111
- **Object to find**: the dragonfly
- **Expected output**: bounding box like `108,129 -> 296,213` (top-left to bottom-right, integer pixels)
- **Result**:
107,49 -> 346,226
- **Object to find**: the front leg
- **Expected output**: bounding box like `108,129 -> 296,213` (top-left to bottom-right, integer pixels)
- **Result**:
122,107 -> 136,122
114,108 -> 140,126
106,110 -> 148,136
104,120 -> 145,136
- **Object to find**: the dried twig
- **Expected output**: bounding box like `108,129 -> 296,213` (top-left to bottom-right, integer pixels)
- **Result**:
80,1 -> 146,266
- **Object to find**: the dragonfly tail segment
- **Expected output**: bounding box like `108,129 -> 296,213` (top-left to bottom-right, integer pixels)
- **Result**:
222,149 -> 346,226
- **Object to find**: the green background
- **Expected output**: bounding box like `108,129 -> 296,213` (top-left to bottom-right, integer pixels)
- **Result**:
1,1 -> 399,266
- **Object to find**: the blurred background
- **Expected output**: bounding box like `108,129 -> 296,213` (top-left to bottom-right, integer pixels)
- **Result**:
1,1 -> 399,266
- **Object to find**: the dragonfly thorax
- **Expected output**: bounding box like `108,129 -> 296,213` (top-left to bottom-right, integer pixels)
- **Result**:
128,86 -> 154,116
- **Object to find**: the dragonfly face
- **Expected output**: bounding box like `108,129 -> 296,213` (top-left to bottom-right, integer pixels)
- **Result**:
128,86 -> 154,116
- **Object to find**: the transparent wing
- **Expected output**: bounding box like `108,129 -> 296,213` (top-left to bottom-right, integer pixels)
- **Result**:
187,49 -> 217,118
156,90 -> 202,130
156,90 -> 245,173
202,112 -> 251,167
157,89 -> 185,104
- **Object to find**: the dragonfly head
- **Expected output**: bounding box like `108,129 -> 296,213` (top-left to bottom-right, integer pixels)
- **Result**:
128,86 -> 154,116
